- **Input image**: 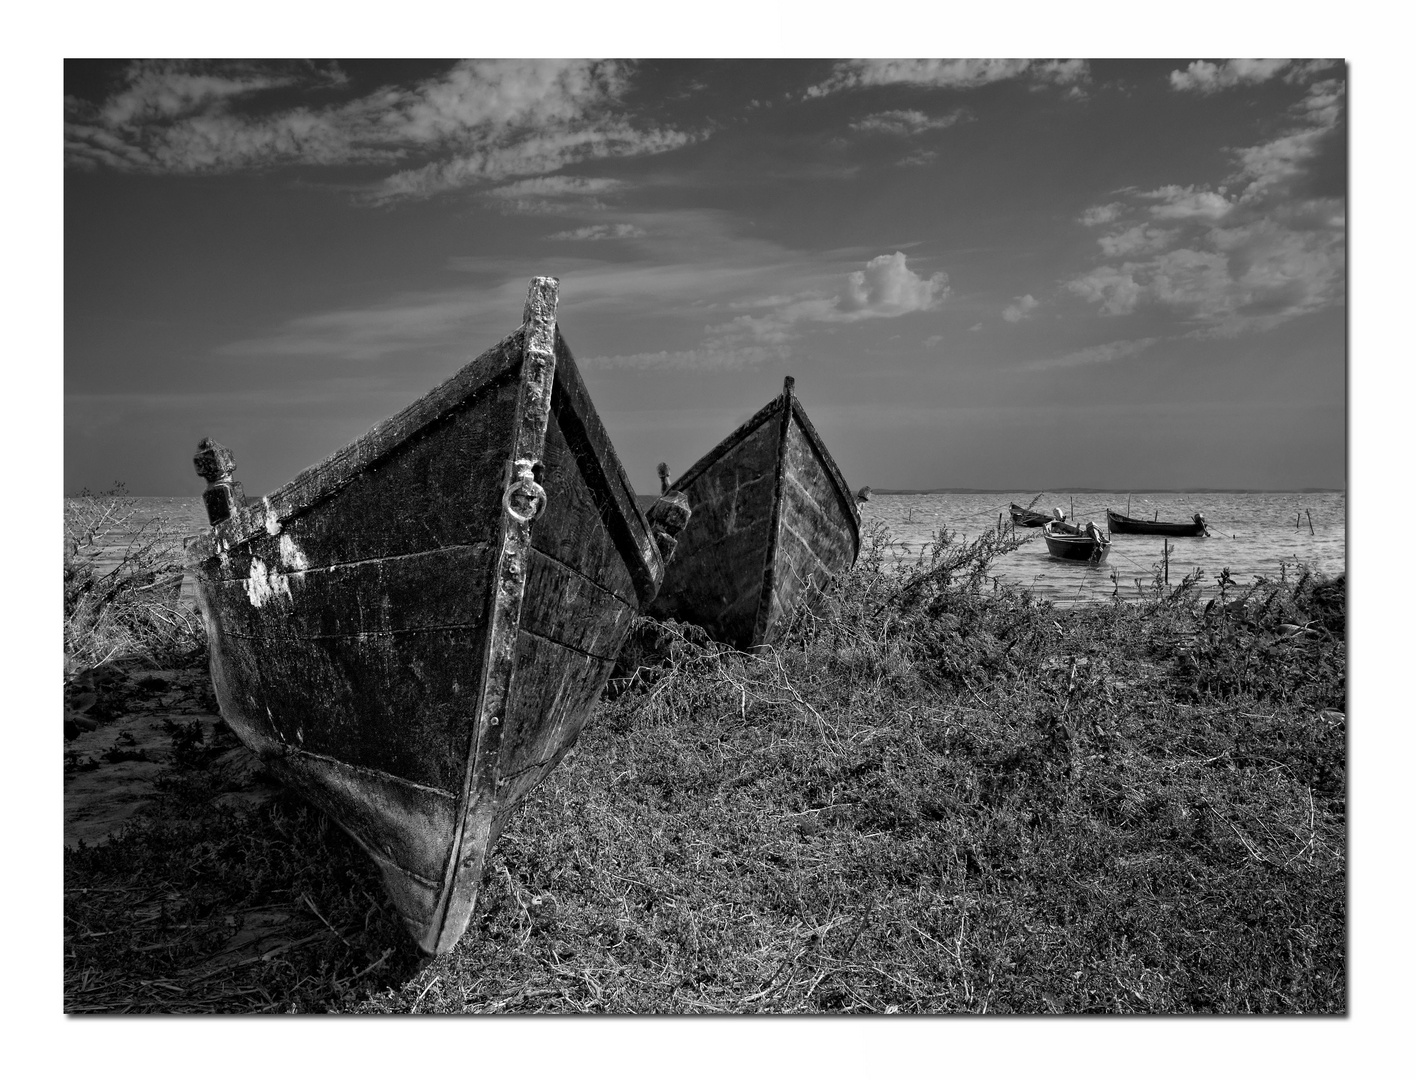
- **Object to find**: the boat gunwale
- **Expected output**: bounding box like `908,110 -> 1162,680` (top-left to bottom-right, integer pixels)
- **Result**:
194,326 -> 662,596
666,392 -> 789,497
666,384 -> 861,551
1105,508 -> 1209,536
204,332 -> 524,550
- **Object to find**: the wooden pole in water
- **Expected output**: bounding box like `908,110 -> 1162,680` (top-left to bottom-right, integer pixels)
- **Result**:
1307,509 -> 1314,535
1163,540 -> 1169,586
1127,493 -> 1131,516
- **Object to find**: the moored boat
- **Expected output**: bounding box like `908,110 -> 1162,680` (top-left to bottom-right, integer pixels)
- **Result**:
648,377 -> 861,650
187,277 -> 689,955
1106,509 -> 1209,537
1043,519 -> 1111,563
1010,502 -> 1064,528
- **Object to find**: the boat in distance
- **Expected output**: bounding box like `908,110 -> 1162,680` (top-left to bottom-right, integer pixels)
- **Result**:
187,278 -> 689,955
1042,519 -> 1111,564
1010,503 -> 1064,528
1106,509 -> 1209,537
646,376 -> 861,650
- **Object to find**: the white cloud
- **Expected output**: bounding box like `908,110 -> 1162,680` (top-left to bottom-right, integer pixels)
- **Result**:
546,223 -> 648,241
1002,295 -> 1039,322
1066,75 -> 1344,337
841,252 -> 949,316
807,59 -> 1087,97
1067,266 -> 1145,317
1079,202 -> 1124,227
1142,186 -> 1234,222
1169,59 -> 1292,94
851,108 -> 968,137
1032,60 -> 1090,86
702,252 -> 949,353
1098,225 -> 1180,257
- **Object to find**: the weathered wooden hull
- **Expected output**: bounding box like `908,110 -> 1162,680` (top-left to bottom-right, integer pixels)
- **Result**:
1106,510 -> 1208,537
188,278 -> 669,955
1042,522 -> 1111,563
648,378 -> 860,650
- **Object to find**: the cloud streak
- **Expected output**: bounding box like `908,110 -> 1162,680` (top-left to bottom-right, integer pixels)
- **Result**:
64,60 -> 694,203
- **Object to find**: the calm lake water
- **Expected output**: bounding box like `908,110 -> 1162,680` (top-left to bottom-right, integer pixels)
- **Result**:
860,491 -> 1345,606
83,490 -> 1345,609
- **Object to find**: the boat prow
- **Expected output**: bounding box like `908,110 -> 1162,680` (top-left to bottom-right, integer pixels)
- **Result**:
648,377 -> 861,650
1042,519 -> 1111,564
188,277 -> 689,954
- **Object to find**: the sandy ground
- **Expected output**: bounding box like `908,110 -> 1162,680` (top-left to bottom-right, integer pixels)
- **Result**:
64,664 -> 275,849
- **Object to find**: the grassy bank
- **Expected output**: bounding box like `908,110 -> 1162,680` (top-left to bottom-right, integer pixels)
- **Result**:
64,512 -> 1345,1014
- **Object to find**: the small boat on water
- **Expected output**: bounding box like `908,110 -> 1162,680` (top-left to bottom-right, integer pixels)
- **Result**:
1043,519 -> 1111,563
646,376 -> 861,650
187,277 -> 689,955
1106,509 -> 1209,537
1010,502 -> 1064,528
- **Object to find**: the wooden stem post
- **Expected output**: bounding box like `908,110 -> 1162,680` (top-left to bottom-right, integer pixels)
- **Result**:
193,437 -> 244,526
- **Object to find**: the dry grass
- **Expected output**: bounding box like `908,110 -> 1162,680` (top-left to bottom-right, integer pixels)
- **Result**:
64,486 -> 203,674
64,520 -> 1346,1014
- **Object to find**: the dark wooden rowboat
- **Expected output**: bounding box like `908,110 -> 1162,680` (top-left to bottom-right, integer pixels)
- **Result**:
646,377 -> 861,650
1106,509 -> 1209,537
1042,519 -> 1111,563
187,278 -> 688,955
1010,502 -> 1063,528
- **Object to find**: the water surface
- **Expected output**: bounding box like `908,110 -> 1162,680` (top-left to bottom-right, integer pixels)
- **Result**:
77,491 -> 1345,609
860,491 -> 1345,606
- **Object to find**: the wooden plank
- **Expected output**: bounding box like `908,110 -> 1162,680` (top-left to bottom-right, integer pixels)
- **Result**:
758,411 -> 861,641
531,401 -> 638,605
649,413 -> 781,647
548,333 -> 663,604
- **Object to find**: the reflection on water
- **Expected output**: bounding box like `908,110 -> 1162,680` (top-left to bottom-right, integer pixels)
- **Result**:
861,491 -> 1345,607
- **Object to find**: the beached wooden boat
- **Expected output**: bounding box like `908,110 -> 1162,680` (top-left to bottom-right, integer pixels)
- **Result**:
1106,509 -> 1209,537
647,377 -> 861,650
1043,519 -> 1111,563
187,278 -> 689,955
1010,502 -> 1064,528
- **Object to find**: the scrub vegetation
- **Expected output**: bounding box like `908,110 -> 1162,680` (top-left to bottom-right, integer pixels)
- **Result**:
64,506 -> 1345,1014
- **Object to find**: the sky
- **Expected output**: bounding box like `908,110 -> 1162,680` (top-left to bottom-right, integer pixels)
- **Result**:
64,57 -> 1346,496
